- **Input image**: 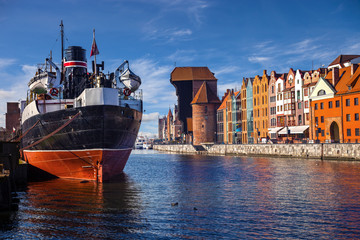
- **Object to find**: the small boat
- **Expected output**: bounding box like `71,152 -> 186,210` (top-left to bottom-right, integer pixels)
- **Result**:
134,136 -> 146,149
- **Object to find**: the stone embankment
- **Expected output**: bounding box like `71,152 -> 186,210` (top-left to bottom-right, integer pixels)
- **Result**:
153,144 -> 360,161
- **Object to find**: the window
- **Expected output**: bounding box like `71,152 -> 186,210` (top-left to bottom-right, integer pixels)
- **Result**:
336,100 -> 340,108
346,114 -> 351,121
272,85 -> 274,94
304,88 -> 309,96
292,103 -> 295,110
329,101 -> 333,108
305,101 -> 309,108
297,90 -> 300,100
347,129 -> 351,136
320,103 -> 323,109
315,117 -> 318,123
298,102 -> 302,109
317,90 -> 326,96
277,106 -> 279,112
356,128 -> 360,136
285,104 -> 288,111
298,115 -> 302,125
321,116 -> 324,123
306,113 -> 309,120
315,103 -> 318,110
346,99 -> 350,106
355,98 -> 359,106
321,130 -> 325,137
355,113 -> 359,121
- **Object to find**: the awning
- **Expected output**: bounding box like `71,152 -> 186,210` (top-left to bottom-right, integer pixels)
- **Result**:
290,125 -> 309,134
278,125 -> 309,135
268,127 -> 283,134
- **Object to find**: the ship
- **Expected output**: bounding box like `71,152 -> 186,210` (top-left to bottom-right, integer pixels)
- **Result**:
20,21 -> 143,182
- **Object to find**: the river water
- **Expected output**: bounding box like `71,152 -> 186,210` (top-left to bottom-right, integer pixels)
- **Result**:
1,150 -> 360,239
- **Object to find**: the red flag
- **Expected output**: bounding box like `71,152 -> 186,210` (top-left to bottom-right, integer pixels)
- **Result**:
90,37 -> 99,57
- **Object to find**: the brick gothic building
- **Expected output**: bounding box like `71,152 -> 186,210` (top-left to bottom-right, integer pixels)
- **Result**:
170,67 -> 218,143
5,102 -> 20,140
191,82 -> 220,145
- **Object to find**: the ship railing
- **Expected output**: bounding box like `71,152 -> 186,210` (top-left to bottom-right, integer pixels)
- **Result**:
117,88 -> 143,101
25,87 -> 64,106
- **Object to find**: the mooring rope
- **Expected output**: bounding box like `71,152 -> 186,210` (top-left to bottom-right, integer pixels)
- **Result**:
13,119 -> 41,142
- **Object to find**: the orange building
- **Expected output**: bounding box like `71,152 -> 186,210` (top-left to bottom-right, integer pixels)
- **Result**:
310,63 -> 360,143
253,70 -> 269,143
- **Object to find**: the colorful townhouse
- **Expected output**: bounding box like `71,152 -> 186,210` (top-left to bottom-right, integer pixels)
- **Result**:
294,69 -> 306,126
216,89 -> 241,144
241,78 -> 248,143
283,68 -> 296,127
310,61 -> 360,143
246,78 -> 254,143
268,71 -> 283,140
275,73 -> 287,128
303,68 -> 327,128
252,70 -> 269,143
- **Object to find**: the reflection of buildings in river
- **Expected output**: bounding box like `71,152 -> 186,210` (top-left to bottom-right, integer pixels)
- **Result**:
22,174 -> 144,239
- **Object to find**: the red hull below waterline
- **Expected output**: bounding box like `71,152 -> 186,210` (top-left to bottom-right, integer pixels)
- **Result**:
23,149 -> 132,182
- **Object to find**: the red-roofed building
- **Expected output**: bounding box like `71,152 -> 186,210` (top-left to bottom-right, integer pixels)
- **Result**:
191,82 -> 221,145
170,67 -> 218,143
310,63 -> 360,143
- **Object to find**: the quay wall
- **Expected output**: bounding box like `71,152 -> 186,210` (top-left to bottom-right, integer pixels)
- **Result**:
153,144 -> 360,160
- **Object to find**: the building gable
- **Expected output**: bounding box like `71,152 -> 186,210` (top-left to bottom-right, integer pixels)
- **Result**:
309,77 -> 336,101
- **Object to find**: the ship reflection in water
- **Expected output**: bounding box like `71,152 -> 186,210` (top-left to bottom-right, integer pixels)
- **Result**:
2,151 -> 360,238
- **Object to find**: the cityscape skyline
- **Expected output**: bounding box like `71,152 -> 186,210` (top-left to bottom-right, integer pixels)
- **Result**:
0,0 -> 360,136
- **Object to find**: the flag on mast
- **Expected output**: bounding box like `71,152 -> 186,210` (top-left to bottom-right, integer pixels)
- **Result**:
90,30 -> 99,57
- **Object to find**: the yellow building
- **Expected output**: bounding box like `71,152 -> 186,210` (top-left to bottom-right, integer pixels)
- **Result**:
253,70 -> 269,143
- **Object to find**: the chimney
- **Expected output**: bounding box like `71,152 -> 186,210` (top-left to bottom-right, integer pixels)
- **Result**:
351,64 -> 359,76
332,67 -> 339,86
263,70 -> 267,75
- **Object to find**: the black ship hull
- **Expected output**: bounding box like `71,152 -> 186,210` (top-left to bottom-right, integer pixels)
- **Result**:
21,105 -> 142,181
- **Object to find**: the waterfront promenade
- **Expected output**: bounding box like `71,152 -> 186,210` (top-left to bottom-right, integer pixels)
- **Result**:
154,143 -> 360,161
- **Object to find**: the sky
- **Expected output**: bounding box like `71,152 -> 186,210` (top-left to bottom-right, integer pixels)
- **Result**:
0,0 -> 360,137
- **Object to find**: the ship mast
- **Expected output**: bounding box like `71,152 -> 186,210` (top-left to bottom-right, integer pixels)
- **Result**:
60,20 -> 64,83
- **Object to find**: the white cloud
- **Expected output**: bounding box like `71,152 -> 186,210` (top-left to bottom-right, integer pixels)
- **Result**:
214,65 -> 240,76
0,58 -> 16,70
248,56 -> 271,63
172,29 -> 192,37
142,112 -> 159,122
0,64 -> 37,127
167,49 -> 197,63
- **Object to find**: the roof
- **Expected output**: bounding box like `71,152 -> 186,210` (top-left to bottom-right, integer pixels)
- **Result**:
348,65 -> 360,92
333,66 -> 352,94
191,81 -> 221,104
170,67 -> 217,82
328,55 -> 360,68
218,92 -> 230,110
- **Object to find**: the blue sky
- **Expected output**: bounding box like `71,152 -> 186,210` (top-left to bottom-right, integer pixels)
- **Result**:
0,0 -> 360,137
